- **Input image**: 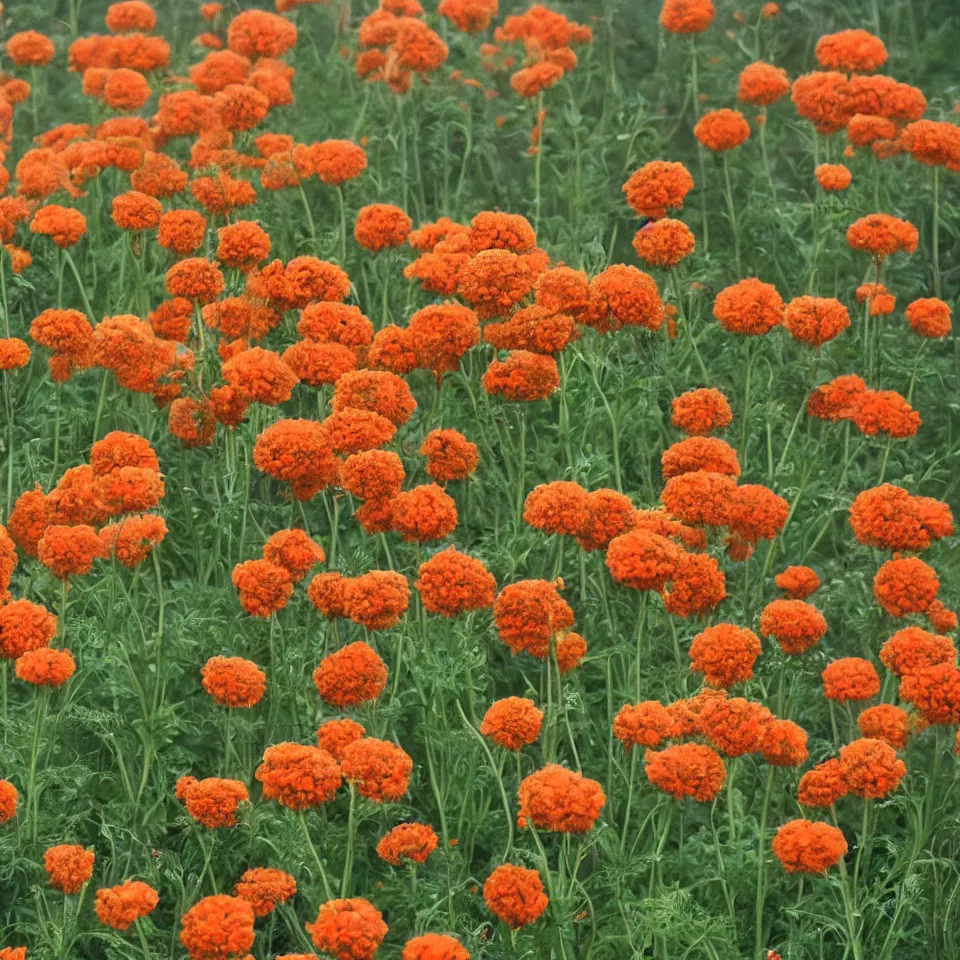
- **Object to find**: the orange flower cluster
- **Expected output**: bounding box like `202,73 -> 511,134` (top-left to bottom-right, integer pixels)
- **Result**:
313,641 -> 388,708
873,556 -> 940,617
846,214 -> 919,260
0,780 -> 19,824
822,657 -> 881,704
738,61 -> 790,107
759,599 -> 828,655
493,578 -> 574,659
94,880 -> 159,930
480,696 -> 543,750
44,844 -> 96,894
660,0 -> 715,34
483,863 -> 549,928
839,737 -> 906,798
234,867 -> 296,918
357,4 -> 449,94
416,548 -> 496,617
814,163 -> 852,191
645,743 -> 727,801
689,623 -> 762,688
402,934 -> 470,960
200,656 -> 266,708
858,705 -> 912,750
774,565 -> 821,600
176,776 -> 249,828
613,700 -> 675,749
713,278 -> 783,335
905,297 -> 952,338
376,822 -> 438,865
179,895 -> 255,960
255,742 -> 342,809
694,109 -> 751,151
815,29 -> 887,73
15,647 -> 76,686
849,483 -> 953,552
772,820 -> 847,874
317,718 -> 366,760
341,737 -> 413,802
517,764 -> 605,833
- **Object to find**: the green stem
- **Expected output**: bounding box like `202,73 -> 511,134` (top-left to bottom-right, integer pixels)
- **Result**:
722,153 -> 741,275
28,689 -> 50,843
341,783 -> 357,897
932,166 -> 941,298
753,766 -> 776,959
299,810 -> 334,900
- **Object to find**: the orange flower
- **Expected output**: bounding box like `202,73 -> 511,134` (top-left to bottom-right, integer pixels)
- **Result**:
419,429 -> 478,482
402,934 -> 470,960
661,470 -> 736,527
317,718 -> 366,760
0,338 -> 30,371
226,9 -> 298,59
37,524 -> 106,579
354,204 -> 412,252
158,210 -> 208,256
253,419 -> 339,500
407,303 -> 480,377
880,626 -> 956,678
822,658 -> 880,705
438,0 -> 499,34
555,630 -> 587,673
849,483 -> 953,552
177,776 -> 249,828
644,743 -> 726,801
806,374 -> 867,421
605,529 -> 680,592
782,296 -> 849,347
166,258 -> 225,303
772,820 -> 847,874
899,663 -> 960,725
322,408 -> 396,455
7,31 -> 55,67
662,437 -> 740,479
774,565 -> 821,600
761,719 -> 809,767
901,119 -> 960,167
222,346 -> 298,406
213,83 -> 270,132
927,601 -> 958,634
100,69 -> 152,111
105,1 -> 157,33
263,528 -> 325,581
5,494 -> 50,564
480,697 -> 543,750
815,29 -> 887,72
759,599 -> 827,655
389,484 -> 458,542
631,218 -> 695,269
416,548 -> 496,617
216,220 -> 271,272
696,695 -> 774,757
814,163 -> 852,191
30,205 -> 87,248
376,823 -> 439,866
306,898 -> 388,960
332,370 -> 416,426
873,556 -> 939,617
298,302 -> 374,348
482,350 -> 559,401
839,738 -> 906,798
905,297 -> 952,338
689,623 -> 761,688
613,700 -> 674,749
131,152 -> 188,198
0,598 -> 57,661
483,863 -> 548,929
522,481 -> 589,536
622,161 -> 695,220
179,895 -> 255,960
846,214 -> 918,260
671,388 -> 732,436
168,398 -> 217,448
340,451 -> 404,502
0,780 -> 19,824
494,579 -> 574,660
99,514 -> 168,567
694,109 -> 750,151
16,647 -> 75,686
314,640 -> 388,707
587,264 -> 664,332
738,61 -> 790,107
457,250 -> 535,321
44,845 -> 95,894
573,489 -> 635,552
283,340 -> 356,388
517,764 -> 604,833
234,867 -> 296,918
341,737 -> 413,802
256,742 -> 342,809
340,571 -> 409,629
713,277 -> 783,335
659,0 -> 715,33
201,656 -> 266,708
306,139 -> 368,186
368,325 -> 418,374
728,484 -> 789,543
797,759 -> 848,808
857,705 -> 911,750
231,559 -> 294,617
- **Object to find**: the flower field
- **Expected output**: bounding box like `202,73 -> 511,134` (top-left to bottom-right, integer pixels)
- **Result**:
0,0 -> 958,957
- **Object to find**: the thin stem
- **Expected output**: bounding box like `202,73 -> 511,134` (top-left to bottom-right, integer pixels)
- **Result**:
753,766 -> 777,959
722,153 -> 741,275
336,186 -> 348,267
932,166 -> 941,298
341,784 -> 357,897
299,810 -> 334,900
28,689 -> 50,843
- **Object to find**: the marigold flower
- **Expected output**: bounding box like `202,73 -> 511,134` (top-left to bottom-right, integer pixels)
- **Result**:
416,548 -> 496,616
332,370 -> 416,427
645,743 -> 726,801
857,704 -> 911,750
457,250 -> 535,320
772,820 -> 847,874
317,718 -> 366,760
438,0 -> 499,33
849,483 -> 953,552
899,663 -> 960,725
696,695 -> 774,757
322,408 -> 396,455
821,657 -> 880,705
738,61 -> 790,107
613,700 -> 674,749
178,776 -> 248,828
759,599 -> 827,655
797,758 -> 848,808
522,481 -> 589,536
0,780 -> 18,824
234,867 -> 295,918
232,559 -> 294,617
814,163 -> 852,191
631,218 -> 695,269
354,204 -> 412,253
226,9 -> 297,58
313,641 -> 388,707
201,656 -> 266,708
262,528 -> 324,582
846,214 -> 918,260
480,697 -> 543,751
927,601 -> 958,634
341,737 -> 412,803
671,388 -> 732,436
158,210 -> 208,256
517,764 -> 604,833
282,338 -> 358,386
214,220 -> 271,272
661,470 -> 736,528
852,389 -> 921,439
880,626 -> 956,678
419,429 -> 478,483
298,302 -> 374,348
839,737 -> 906,798
0,599 -> 57,662
0,339 -> 30,370
341,571 -> 410,630
37,524 -> 107,579
180,895 -> 255,960
728,484 -> 789,543
304,139 -> 367,186
873,556 -> 939,617
774,565 -> 820,600
806,374 -> 868,421
377,823 -> 439,866
256,741 -> 342,809
782,296 -> 850,347
689,624 -> 761,688
7,30 -> 56,67
605,529 -> 680,592
30,205 -> 87,248
713,277 -> 783,335
905,297 -> 952,338
483,863 -> 548,929
168,398 -> 216,449
408,303 -> 481,377
166,258 -> 225,304
622,160 -> 695,220
401,934 -> 470,960
662,437 -> 740,480
45,845 -> 95,894
253,419 -> 339,499
494,579 -> 574,659
694,109 -> 751,151
390,484 -> 459,542
665,550 -> 727,617
105,1 -> 157,32
482,350 -> 559,402
99,514 -> 168,567
304,898 -> 388,960
815,29 -> 887,72
29,309 -> 94,359
16,647 -> 75,686
761,719 -> 809,767
586,264 -> 664,333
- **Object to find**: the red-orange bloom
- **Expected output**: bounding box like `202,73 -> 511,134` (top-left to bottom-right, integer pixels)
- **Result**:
401,934 -> 469,960
0,599 -> 56,659
0,780 -> 19,824
815,163 -> 852,191
905,297 -> 952,338
671,388 -> 732,436
44,845 -> 95,894
354,204 -> 412,253
255,742 -> 342,809
782,296 -> 850,347
94,880 -> 159,931
342,571 -> 410,630
772,820 -> 847,874
316,718 -> 366,760
662,437 -> 740,479
419,429 -> 478,482
390,484 -> 458,542
822,658 -> 880,705
806,374 -> 868,422
37,524 -> 107,578
517,764 -> 605,833
815,29 -> 887,72
690,623 -> 761,688
253,418 -> 339,500
482,350 -> 559,402
774,565 -> 821,600
314,641 -> 388,707
623,160 -> 694,220
232,559 -> 293,617
839,738 -> 906,798
263,528 -> 325,581
483,863 -> 549,929
632,219 -> 695,269
416,547 -> 496,616
523,481 -> 590,536
738,61 -> 790,106
494,579 -> 574,659
846,214 -> 918,260
201,656 -> 266,708
480,697 -> 543,751
879,626 -> 956,678
165,258 -> 225,304
30,205 -> 87,248
16,647 -> 76,686
849,483 -> 954,552
797,759 -> 848,808
305,898 -> 388,960
644,743 -> 726,801
873,557 -> 939,617
376,823 -> 439,866
899,663 -> 960,725
177,776 -> 249,828
158,210 -> 208,256
179,895 -> 255,960
694,109 -> 751,151
613,700 -> 674,749
7,31 -> 56,67
661,470 -> 736,527
759,599 -> 827,655
234,867 -> 296,918
713,278 -> 783,335
605,529 -> 680,592
857,705 -> 911,750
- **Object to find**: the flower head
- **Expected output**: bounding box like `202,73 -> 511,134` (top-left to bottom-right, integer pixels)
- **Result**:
256,742 -> 342,809
376,823 -> 439,866
45,845 -> 95,894
179,895 -> 255,960
517,764 -> 605,833
483,864 -> 549,929
644,744 -> 726,801
201,656 -> 266,708
772,820 -> 847,874
341,737 -> 413,802
480,697 -> 543,751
